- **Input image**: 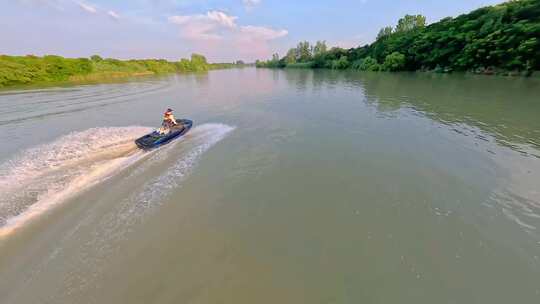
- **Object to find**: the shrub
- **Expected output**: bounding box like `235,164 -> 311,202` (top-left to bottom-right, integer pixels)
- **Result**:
331,56 -> 350,69
358,56 -> 380,71
286,62 -> 314,68
383,52 -> 406,71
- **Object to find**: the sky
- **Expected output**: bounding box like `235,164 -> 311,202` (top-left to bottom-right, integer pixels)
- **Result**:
1,0 -> 506,62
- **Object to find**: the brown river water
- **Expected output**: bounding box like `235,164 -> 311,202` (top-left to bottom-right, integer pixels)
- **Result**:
0,68 -> 539,303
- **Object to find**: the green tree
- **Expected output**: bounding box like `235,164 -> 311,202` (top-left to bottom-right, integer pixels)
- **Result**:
177,58 -> 193,71
0,52 -> 242,88
313,40 -> 328,56
256,0 -> 540,75
395,14 -> 426,33
258,53 -> 284,68
376,26 -> 393,40
90,55 -> 103,62
296,41 -> 312,62
358,56 -> 380,71
383,52 -> 406,71
271,53 -> 281,67
285,48 -> 297,64
331,56 -> 350,69
190,54 -> 208,71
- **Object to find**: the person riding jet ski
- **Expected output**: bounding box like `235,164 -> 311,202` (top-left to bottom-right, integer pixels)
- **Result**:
136,111 -> 193,149
159,108 -> 179,134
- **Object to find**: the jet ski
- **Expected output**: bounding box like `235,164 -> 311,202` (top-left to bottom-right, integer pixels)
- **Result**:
135,119 -> 193,150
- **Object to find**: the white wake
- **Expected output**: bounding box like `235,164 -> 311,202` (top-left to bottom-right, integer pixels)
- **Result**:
0,124 -> 234,238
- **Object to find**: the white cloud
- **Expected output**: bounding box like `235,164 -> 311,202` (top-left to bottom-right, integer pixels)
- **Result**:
77,1 -> 97,14
169,10 -> 286,41
17,1 -> 122,19
168,12 -> 231,40
206,11 -> 237,28
168,11 -> 237,30
11,2 -> 285,61
107,10 -> 120,20
239,25 -> 288,41
168,10 -> 287,60
243,0 -> 261,9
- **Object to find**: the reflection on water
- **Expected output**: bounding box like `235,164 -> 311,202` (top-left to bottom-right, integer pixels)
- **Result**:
289,69 -> 540,238
320,70 -> 540,151
0,68 -> 540,303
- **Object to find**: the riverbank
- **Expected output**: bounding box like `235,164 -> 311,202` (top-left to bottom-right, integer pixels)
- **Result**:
0,53 -> 244,88
256,0 -> 539,76
67,71 -> 155,82
268,66 -> 540,78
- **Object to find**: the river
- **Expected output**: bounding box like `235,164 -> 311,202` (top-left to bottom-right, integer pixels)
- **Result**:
0,68 -> 539,303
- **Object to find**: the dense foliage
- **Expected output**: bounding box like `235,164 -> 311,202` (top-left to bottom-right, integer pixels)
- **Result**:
257,0 -> 540,75
0,53 -> 245,87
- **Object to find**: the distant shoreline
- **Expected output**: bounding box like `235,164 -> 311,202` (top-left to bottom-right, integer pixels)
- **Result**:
256,0 -> 539,77
255,67 -> 540,78
0,72 -> 162,92
68,71 -> 156,82
0,53 -> 245,88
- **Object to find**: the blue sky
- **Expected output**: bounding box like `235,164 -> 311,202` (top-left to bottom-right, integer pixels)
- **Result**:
1,0 -> 505,62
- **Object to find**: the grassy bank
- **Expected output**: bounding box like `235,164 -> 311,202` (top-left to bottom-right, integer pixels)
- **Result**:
67,71 -> 155,82
256,0 -> 539,76
0,53 -> 244,88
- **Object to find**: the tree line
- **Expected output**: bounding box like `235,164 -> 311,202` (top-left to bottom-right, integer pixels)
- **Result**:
0,54 -> 246,87
256,0 -> 539,76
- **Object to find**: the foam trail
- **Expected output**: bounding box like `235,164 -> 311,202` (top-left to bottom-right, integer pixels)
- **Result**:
0,126 -> 152,238
0,124 -> 235,302
70,124 -> 235,272
95,123 -> 235,242
133,123 -> 235,206
0,124 -> 235,240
